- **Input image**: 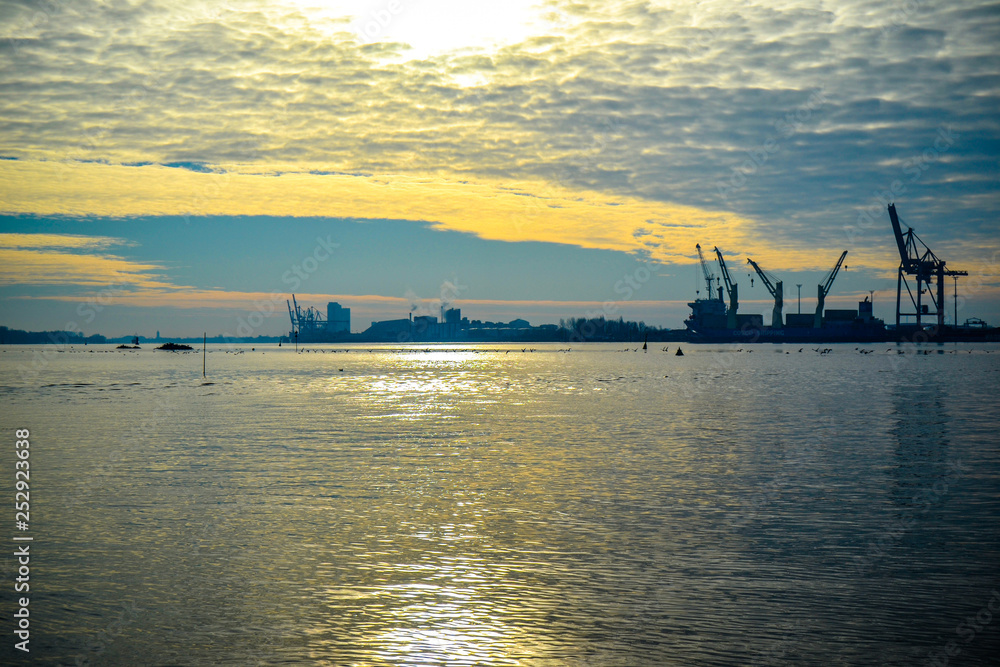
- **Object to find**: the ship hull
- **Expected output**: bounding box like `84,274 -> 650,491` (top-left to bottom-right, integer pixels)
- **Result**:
685,322 -> 890,343
685,323 -> 1000,344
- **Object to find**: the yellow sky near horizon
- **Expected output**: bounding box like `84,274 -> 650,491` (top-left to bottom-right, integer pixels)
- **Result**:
0,160 -> 896,274
4,158 -> 995,321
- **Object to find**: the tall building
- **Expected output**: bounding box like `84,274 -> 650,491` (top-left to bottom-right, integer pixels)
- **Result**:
327,302 -> 351,334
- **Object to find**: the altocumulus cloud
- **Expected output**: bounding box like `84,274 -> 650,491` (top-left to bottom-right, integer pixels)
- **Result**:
0,0 -> 997,270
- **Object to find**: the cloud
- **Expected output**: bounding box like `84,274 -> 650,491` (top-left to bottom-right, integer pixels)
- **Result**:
0,233 -> 131,250
0,232 -> 175,288
0,0 -> 996,273
2,160 -> 826,270
0,247 -> 174,288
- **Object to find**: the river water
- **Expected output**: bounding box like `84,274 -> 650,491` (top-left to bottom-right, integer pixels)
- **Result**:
1,342 -> 999,665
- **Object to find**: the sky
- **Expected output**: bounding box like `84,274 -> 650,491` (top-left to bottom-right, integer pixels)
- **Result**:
0,0 -> 998,337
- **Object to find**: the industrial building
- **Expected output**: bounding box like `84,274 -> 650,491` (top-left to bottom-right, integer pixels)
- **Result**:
363,308 -> 468,342
285,295 -> 562,342
327,303 -> 350,334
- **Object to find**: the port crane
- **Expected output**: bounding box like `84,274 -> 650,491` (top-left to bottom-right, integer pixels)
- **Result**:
287,294 -> 326,338
887,203 -> 967,329
713,247 -> 739,329
814,251 -> 848,328
746,258 -> 783,329
695,244 -> 718,299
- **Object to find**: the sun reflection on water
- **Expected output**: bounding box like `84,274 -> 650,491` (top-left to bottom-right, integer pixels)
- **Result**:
374,587 -> 524,666
351,545 -> 537,665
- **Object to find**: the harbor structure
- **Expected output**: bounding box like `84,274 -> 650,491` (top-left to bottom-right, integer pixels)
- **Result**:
684,204 -> 984,342
887,203 -> 968,331
287,296 -> 352,342
281,203 -> 992,344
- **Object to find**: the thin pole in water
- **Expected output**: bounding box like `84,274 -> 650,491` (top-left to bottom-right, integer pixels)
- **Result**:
203,333 -> 206,378
953,276 -> 958,326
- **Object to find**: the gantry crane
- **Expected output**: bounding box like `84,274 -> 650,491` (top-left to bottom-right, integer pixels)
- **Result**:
288,294 -> 327,339
887,204 -> 967,329
746,257 -> 783,329
714,247 -> 738,329
815,251 -> 848,328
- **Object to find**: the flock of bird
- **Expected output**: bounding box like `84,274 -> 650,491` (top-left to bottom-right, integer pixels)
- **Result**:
36,345 -> 992,356
295,347 -> 546,354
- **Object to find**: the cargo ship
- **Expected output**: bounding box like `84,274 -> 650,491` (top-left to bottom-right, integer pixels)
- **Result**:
683,243 -> 890,343
685,291 -> 890,343
684,203 -> 1000,344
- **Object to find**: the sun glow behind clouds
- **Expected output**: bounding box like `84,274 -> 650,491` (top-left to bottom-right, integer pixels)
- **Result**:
293,0 -> 561,59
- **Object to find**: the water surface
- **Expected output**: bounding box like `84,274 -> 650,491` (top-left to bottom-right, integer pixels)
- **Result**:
2,342 -> 999,665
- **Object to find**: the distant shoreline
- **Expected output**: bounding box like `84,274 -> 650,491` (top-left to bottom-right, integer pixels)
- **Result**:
0,326 -> 281,346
